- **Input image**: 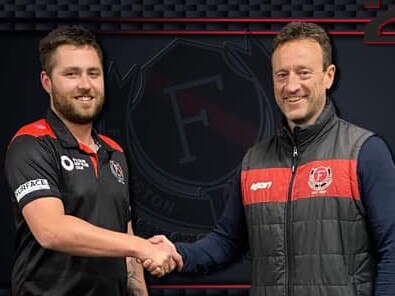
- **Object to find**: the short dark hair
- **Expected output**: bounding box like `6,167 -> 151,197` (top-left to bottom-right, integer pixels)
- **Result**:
272,22 -> 332,70
39,26 -> 103,75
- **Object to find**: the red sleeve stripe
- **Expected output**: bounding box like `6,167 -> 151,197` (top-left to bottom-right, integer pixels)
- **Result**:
98,134 -> 123,152
241,159 -> 360,205
11,119 -> 56,142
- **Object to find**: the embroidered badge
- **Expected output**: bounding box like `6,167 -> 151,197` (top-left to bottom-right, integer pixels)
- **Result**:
308,166 -> 332,193
110,160 -> 125,184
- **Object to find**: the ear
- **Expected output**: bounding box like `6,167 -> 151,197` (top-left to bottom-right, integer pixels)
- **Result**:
324,64 -> 336,90
40,71 -> 52,95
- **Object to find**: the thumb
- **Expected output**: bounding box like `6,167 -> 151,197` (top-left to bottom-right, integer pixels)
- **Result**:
148,235 -> 164,244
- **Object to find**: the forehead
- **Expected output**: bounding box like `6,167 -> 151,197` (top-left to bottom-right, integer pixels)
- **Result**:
51,44 -> 102,69
271,39 -> 324,70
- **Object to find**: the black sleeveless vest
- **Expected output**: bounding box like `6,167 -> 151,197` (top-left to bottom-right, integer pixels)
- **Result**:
241,101 -> 375,296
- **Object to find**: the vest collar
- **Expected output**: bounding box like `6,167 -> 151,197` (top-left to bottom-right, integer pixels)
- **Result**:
279,98 -> 337,152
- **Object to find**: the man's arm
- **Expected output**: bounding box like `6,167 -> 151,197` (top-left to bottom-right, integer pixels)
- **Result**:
21,197 -> 177,268
176,185 -> 248,273
358,136 -> 395,296
149,174 -> 248,275
5,136 -> 181,272
126,222 -> 148,296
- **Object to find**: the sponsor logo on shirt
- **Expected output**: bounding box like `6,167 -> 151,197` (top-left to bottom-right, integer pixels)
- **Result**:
110,160 -> 125,184
61,155 -> 89,171
250,181 -> 272,191
15,179 -> 50,202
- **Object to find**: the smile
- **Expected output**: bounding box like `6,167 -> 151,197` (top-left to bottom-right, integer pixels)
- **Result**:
286,96 -> 307,102
75,96 -> 94,101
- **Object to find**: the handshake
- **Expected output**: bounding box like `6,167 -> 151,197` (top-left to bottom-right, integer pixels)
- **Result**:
139,235 -> 183,277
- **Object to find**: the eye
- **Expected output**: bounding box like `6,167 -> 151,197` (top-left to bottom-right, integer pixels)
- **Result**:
65,72 -> 78,78
88,70 -> 101,78
298,70 -> 313,79
275,72 -> 288,81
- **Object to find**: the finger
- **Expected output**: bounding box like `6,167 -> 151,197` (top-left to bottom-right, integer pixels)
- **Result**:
155,266 -> 165,277
146,266 -> 158,275
171,252 -> 183,268
148,235 -> 164,244
142,259 -> 155,269
149,268 -> 161,277
174,253 -> 184,272
150,266 -> 162,276
169,258 -> 176,272
146,265 -> 158,273
165,263 -> 172,274
145,264 -> 158,273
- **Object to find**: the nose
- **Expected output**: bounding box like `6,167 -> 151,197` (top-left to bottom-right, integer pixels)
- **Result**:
284,72 -> 300,94
77,73 -> 92,90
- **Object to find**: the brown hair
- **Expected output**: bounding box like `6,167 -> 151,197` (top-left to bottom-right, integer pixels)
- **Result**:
272,22 -> 332,70
39,25 -> 103,75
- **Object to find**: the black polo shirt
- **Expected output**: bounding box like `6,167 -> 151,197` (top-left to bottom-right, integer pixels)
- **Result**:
5,110 -> 131,296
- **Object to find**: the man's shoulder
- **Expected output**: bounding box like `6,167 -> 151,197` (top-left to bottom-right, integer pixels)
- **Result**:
337,117 -> 373,134
11,119 -> 56,143
248,134 -> 277,153
241,134 -> 278,167
6,120 -> 60,179
336,118 -> 375,147
7,119 -> 57,157
97,134 -> 123,152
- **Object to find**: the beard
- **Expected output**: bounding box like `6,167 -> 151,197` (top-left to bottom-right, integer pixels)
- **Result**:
51,87 -> 104,124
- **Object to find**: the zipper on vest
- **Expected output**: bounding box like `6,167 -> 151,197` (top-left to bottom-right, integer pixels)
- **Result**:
292,146 -> 298,172
286,145 -> 298,296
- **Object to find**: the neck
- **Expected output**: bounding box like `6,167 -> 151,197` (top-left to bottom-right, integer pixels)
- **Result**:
66,120 -> 98,152
65,121 -> 93,146
288,100 -> 327,132
52,110 -> 94,146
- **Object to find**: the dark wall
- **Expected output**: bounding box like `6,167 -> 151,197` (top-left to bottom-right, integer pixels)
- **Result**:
1,31 -> 395,294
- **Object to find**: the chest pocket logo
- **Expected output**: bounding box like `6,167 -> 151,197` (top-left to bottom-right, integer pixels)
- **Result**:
308,166 -> 332,192
110,160 -> 125,184
61,155 -> 90,171
61,155 -> 74,171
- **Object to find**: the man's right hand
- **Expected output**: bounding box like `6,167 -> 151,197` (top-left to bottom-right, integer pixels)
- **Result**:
142,235 -> 183,277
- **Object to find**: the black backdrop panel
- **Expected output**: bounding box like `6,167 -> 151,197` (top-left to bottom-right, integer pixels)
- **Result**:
1,1 -> 395,295
1,31 -> 395,295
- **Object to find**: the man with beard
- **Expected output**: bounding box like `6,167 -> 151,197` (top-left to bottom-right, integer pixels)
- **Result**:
5,26 -> 181,296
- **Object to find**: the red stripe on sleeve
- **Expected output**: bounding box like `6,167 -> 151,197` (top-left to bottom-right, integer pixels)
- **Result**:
98,134 -> 123,152
12,119 -> 56,141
